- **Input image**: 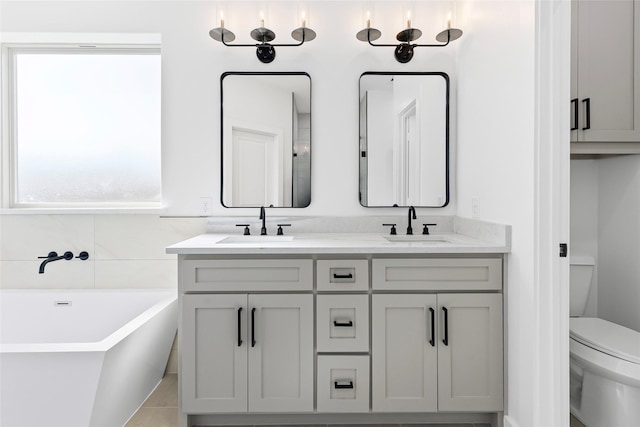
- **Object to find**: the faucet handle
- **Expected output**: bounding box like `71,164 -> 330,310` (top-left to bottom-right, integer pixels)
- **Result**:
382,223 -> 397,235
38,251 -> 58,259
236,224 -> 251,235
422,223 -> 437,235
276,224 -> 291,236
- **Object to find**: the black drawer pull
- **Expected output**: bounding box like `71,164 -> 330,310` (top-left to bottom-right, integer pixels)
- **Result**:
333,320 -> 353,327
333,273 -> 353,279
237,307 -> 243,347
334,381 -> 354,389
571,98 -> 579,131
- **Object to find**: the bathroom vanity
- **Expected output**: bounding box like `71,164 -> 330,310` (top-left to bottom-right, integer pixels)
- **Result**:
167,225 -> 509,427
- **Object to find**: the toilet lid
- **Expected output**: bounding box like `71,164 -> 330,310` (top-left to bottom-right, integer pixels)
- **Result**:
570,318 -> 640,365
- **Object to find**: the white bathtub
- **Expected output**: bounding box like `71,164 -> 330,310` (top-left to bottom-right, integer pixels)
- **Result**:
0,289 -> 177,427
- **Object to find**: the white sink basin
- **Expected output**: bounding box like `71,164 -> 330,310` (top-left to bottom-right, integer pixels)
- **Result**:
217,235 -> 295,244
384,235 -> 449,243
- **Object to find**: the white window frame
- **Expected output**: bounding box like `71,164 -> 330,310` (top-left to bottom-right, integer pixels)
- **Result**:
0,33 -> 162,212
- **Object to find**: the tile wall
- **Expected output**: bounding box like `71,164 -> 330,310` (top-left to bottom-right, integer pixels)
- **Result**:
0,215 -> 206,289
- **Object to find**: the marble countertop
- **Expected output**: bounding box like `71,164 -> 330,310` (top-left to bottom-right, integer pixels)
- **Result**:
166,232 -> 509,255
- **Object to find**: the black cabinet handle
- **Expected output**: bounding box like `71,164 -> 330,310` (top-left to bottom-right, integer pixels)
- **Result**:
582,98 -> 591,130
334,381 -> 354,389
571,98 -> 579,131
237,307 -> 243,347
442,306 -> 449,346
429,307 -> 435,347
333,273 -> 353,279
333,320 -> 353,327
251,308 -> 256,347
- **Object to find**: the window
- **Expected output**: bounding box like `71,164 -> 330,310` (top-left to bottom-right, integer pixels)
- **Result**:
4,45 -> 161,208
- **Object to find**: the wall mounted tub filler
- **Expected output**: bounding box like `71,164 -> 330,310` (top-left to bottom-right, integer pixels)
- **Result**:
37,251 -> 73,274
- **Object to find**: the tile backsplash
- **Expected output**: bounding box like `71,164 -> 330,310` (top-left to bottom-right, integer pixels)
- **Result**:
0,215 -> 206,289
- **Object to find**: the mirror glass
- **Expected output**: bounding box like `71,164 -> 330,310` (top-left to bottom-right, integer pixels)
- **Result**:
359,72 -> 449,207
221,72 -> 311,207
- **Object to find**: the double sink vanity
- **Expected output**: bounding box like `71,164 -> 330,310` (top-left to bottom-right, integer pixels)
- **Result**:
169,67 -> 508,426
167,217 -> 510,427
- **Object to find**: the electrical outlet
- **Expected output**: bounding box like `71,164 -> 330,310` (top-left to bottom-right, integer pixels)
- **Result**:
472,197 -> 480,218
200,197 -> 212,216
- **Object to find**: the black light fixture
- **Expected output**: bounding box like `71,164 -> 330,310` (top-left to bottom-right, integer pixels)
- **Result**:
209,10 -> 316,63
356,11 -> 462,63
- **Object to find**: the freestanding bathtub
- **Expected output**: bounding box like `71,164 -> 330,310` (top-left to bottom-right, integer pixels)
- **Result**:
0,289 -> 178,427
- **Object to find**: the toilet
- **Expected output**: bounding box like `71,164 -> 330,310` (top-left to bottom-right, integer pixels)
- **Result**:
569,256 -> 640,427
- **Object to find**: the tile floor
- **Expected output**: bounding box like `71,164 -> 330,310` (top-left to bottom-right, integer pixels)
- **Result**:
570,415 -> 587,427
124,375 -> 500,427
125,374 -> 178,427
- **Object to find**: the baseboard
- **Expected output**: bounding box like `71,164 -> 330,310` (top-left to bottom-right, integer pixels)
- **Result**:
503,414 -> 520,427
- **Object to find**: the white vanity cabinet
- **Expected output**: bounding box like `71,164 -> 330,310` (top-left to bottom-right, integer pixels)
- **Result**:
371,258 -> 503,413
168,235 -> 508,427
180,259 -> 314,415
571,0 -> 640,152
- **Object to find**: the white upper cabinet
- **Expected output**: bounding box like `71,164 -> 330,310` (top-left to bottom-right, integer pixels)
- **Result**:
571,0 -> 640,152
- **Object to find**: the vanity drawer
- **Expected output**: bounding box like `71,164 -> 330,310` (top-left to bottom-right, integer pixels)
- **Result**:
182,259 -> 313,292
317,295 -> 369,352
317,355 -> 370,413
372,258 -> 502,291
317,260 -> 369,291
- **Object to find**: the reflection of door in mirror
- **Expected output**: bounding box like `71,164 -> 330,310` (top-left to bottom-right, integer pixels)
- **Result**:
359,72 -> 449,208
221,73 -> 311,208
231,127 -> 284,207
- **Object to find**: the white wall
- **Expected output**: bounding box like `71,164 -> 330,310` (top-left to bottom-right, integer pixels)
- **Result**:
569,155 -> 640,331
454,1 -> 538,426
570,159 -> 598,317
598,154 -> 640,332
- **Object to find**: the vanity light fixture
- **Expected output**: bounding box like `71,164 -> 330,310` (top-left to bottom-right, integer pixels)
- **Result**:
356,11 -> 462,63
209,10 -> 316,63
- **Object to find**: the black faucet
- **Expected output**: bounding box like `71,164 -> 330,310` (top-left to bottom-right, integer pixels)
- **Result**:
259,206 -> 267,235
38,251 -> 73,274
406,206 -> 417,235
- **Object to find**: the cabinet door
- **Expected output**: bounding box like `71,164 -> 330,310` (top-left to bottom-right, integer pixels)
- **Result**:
181,294 -> 247,413
437,293 -> 503,411
574,0 -> 640,142
372,294 -> 438,412
247,294 -> 314,412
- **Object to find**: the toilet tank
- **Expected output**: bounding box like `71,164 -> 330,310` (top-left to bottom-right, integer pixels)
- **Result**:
570,256 -> 594,317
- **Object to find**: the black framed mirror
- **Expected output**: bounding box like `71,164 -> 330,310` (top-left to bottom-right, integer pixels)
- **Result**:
359,72 -> 449,207
221,72 -> 311,208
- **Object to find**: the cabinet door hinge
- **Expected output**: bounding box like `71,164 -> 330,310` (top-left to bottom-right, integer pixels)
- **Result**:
559,243 -> 568,258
